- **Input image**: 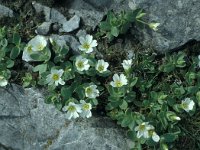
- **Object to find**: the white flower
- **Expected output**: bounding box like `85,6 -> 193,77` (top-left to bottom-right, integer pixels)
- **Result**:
181,98 -> 195,112
95,59 -> 109,73
171,116 -> 181,121
62,102 -> 82,120
128,0 -> 136,10
0,76 -> 8,87
75,56 -> 90,71
80,100 -> 92,118
22,35 -> 47,62
78,34 -> 97,53
149,23 -> 160,31
151,131 -> 160,142
135,122 -> 160,142
85,85 -> 100,98
46,69 -> 65,86
135,122 -> 154,139
122,59 -> 132,70
110,73 -> 128,88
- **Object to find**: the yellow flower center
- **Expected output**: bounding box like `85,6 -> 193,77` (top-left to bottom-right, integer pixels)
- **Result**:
83,43 -> 90,50
37,44 -> 44,51
0,76 -> 4,80
98,65 -> 104,72
86,87 -> 92,95
52,74 -> 59,81
182,103 -> 188,109
115,81 -> 122,87
83,103 -> 90,110
77,61 -> 84,69
27,46 -> 32,53
68,105 -> 76,112
139,124 -> 145,131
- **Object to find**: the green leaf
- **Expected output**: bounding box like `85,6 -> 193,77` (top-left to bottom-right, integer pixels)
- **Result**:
124,91 -> 136,102
130,77 -> 138,87
61,86 -> 72,101
157,111 -> 168,129
161,133 -> 177,143
10,46 -> 20,59
99,21 -> 111,31
111,26 -> 119,37
75,85 -> 85,99
119,100 -> 128,110
6,59 -> 14,68
12,33 -> 21,45
33,64 -> 47,74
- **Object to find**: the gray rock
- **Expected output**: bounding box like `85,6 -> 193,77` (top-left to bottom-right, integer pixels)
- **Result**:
63,35 -> 80,54
133,0 -> 200,52
76,29 -> 87,38
50,8 -> 67,24
32,1 -> 51,21
32,2 -> 80,34
59,15 -> 80,33
0,4 -> 13,18
36,22 -> 52,35
0,84 -> 130,150
50,34 -> 80,54
68,0 -> 105,29
83,0 -> 112,9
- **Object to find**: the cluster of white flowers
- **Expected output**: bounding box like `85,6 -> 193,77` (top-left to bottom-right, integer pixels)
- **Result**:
181,98 -> 195,112
0,76 -> 8,87
22,35 -> 47,62
110,73 -> 128,88
135,122 -> 160,142
62,100 -> 92,119
46,69 -> 65,86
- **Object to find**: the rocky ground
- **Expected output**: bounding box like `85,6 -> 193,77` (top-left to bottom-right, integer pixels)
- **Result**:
1,0 -> 200,149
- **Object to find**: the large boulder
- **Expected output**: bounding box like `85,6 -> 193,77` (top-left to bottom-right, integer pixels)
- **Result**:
0,84 -> 131,150
133,0 -> 200,52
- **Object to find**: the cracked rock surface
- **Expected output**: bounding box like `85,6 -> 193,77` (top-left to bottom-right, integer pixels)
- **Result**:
0,84 -> 130,150
134,0 -> 200,52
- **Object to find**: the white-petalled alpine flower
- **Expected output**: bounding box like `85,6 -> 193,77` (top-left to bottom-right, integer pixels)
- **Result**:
75,56 -> 90,71
110,73 -> 128,88
151,131 -> 160,142
171,116 -> 181,121
135,122 -> 153,139
128,0 -> 136,10
80,100 -> 92,118
149,23 -> 160,31
122,59 -> 132,70
198,55 -> 200,67
62,102 -> 82,120
78,34 -> 97,53
0,76 -> 8,87
181,98 -> 195,112
95,59 -> 109,73
46,69 -> 65,86
22,35 -> 47,62
85,85 -> 100,98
